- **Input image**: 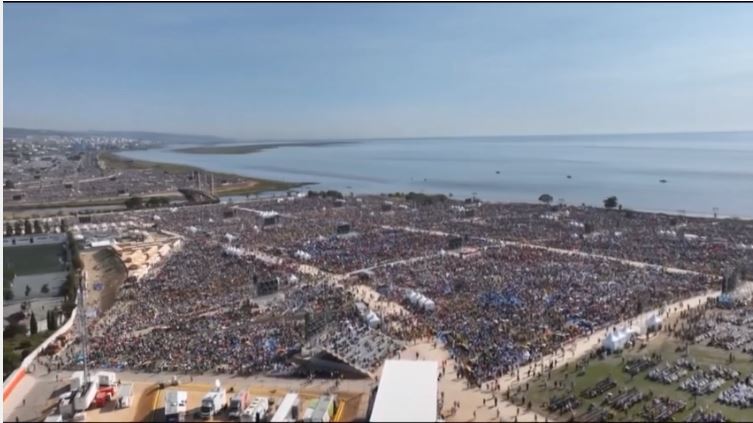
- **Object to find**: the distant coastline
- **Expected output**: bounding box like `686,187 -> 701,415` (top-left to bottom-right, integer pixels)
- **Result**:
102,151 -> 311,195
172,140 -> 356,155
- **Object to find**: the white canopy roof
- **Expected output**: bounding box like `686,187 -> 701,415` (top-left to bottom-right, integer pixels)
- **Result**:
371,360 -> 437,422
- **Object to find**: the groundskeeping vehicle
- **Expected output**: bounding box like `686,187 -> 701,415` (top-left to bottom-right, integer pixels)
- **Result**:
165,390 -> 188,422
228,391 -> 250,419
200,380 -> 227,419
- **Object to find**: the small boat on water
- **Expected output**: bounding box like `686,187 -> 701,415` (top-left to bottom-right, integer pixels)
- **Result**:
496,170 -> 500,174
660,179 -> 667,183
566,175 -> 572,179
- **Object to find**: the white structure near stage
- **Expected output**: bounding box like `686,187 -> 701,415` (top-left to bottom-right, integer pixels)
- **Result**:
602,327 -> 636,352
370,360 -> 438,422
405,290 -> 436,312
645,314 -> 663,332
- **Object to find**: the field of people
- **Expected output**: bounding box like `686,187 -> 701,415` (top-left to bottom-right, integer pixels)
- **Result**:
52,194 -> 751,387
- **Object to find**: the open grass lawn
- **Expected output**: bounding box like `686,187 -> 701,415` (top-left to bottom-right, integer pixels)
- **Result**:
4,244 -> 66,276
519,336 -> 753,422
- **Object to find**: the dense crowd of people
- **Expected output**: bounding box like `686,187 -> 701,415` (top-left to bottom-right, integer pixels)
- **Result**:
84,240 -> 339,373
62,193 -> 751,381
368,246 -> 715,382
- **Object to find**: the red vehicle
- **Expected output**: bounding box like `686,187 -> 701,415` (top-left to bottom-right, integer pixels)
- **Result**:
93,386 -> 117,408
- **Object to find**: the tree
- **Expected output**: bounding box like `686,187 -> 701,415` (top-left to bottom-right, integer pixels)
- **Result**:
41,284 -> 50,294
538,194 -> 554,205
33,220 -> 43,234
24,219 -> 32,235
30,312 -> 38,335
125,196 -> 143,209
4,180 -> 15,189
60,219 -> 69,233
47,310 -> 59,332
5,222 -> 13,236
44,221 -> 51,233
603,196 -> 618,210
14,221 -> 23,235
25,284 -> 31,297
3,323 -> 27,339
3,350 -> 21,377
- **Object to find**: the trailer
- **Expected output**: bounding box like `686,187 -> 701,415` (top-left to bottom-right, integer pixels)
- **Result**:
311,395 -> 336,422
271,393 -> 300,422
200,381 -> 226,419
228,391 -> 250,419
117,383 -> 134,409
165,390 -> 188,422
73,382 -> 97,412
240,397 -> 269,422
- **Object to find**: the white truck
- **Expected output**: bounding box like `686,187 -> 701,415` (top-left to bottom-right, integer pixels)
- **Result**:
240,397 -> 270,422
200,380 -> 226,419
228,391 -> 250,419
165,390 -> 188,422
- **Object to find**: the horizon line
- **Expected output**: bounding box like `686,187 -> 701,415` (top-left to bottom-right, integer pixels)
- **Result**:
4,126 -> 753,144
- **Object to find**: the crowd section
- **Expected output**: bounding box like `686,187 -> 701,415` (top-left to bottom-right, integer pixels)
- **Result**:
368,246 -> 715,382
85,240 -> 337,373
87,194 -> 753,277
283,228 -> 480,274
410,202 -> 753,274
58,193 -> 752,380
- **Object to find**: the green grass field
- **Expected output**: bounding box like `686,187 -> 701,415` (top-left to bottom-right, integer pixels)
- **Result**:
518,336 -> 753,422
4,244 -> 66,276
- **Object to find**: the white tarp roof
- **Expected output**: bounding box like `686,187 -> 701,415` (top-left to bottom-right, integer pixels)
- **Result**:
371,360 -> 437,422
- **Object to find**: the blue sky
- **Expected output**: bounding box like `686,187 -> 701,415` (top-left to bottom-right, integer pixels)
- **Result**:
4,3 -> 753,140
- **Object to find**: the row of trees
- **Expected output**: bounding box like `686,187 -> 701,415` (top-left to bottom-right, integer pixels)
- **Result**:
307,190 -> 344,199
27,309 -> 60,334
538,193 -> 621,210
4,218 -> 58,236
124,196 -> 171,210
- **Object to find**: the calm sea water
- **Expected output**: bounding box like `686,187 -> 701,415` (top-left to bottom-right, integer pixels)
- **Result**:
117,132 -> 753,218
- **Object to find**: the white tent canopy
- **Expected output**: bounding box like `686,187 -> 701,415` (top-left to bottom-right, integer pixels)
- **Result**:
602,328 -> 635,352
646,314 -> 663,330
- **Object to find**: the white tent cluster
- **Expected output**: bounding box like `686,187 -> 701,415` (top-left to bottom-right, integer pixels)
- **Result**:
405,290 -> 436,312
602,327 -> 636,352
658,229 -> 677,237
223,245 -> 246,257
256,210 -> 280,218
355,302 -> 381,328
188,226 -> 198,234
684,233 -> 705,241
294,250 -> 312,261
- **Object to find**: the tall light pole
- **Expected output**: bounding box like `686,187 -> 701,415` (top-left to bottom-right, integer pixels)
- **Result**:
713,207 -> 719,219
77,272 -> 90,385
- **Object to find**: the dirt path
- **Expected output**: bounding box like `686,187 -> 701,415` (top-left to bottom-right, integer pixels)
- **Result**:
80,248 -> 128,316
